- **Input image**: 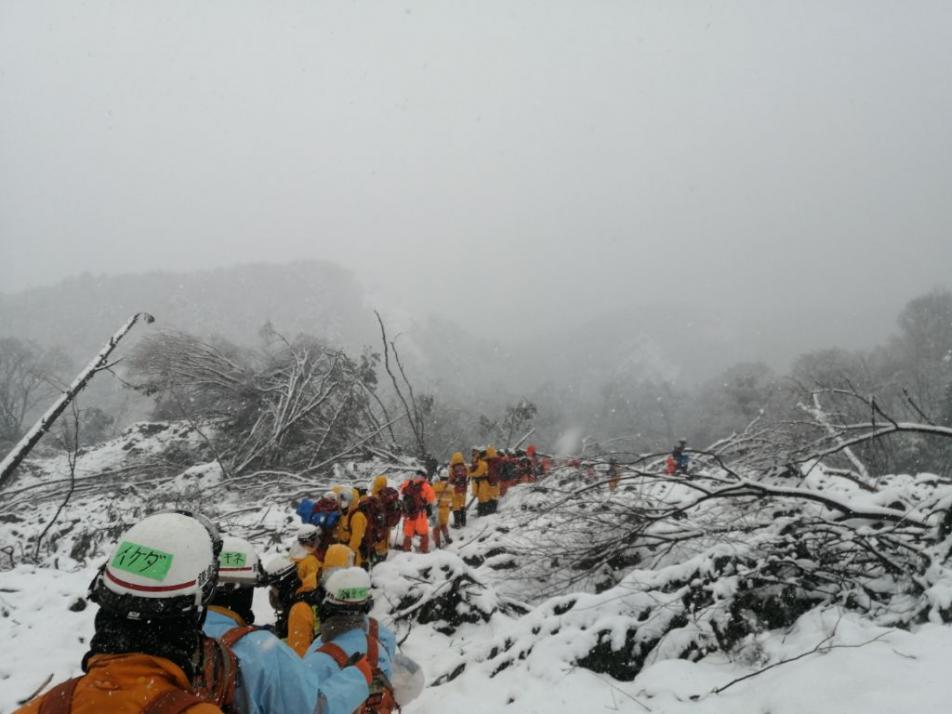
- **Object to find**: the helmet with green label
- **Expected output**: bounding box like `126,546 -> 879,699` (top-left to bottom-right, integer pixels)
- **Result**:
323,566 -> 372,606
217,535 -> 260,587
89,512 -> 220,620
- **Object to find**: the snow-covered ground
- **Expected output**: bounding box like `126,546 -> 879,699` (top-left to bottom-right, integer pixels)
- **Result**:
3,561 -> 951,713
3,427 -> 952,713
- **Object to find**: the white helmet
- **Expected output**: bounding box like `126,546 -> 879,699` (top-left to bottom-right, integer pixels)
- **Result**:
261,554 -> 296,583
338,488 -> 355,509
217,535 -> 260,587
90,512 -> 219,619
297,524 -> 321,545
323,566 -> 372,606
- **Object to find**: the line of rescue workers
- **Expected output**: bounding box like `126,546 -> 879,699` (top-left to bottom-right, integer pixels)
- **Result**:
15,441 -> 691,714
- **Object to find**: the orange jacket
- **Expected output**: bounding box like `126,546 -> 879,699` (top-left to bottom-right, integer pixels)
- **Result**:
399,479 -> 436,509
15,654 -> 221,714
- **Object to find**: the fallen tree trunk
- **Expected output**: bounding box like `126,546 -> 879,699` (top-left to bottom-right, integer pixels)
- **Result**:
0,312 -> 155,489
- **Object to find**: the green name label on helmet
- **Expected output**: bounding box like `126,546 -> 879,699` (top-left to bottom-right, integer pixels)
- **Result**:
219,551 -> 247,567
336,586 -> 369,601
337,588 -> 370,602
111,540 -> 174,581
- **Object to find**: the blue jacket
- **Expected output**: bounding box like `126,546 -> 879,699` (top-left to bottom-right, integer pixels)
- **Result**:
203,607 -> 370,714
303,617 -> 397,682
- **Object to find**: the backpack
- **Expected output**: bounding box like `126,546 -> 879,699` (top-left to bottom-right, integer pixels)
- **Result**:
486,458 -> 501,486
273,590 -> 321,640
357,496 -> 388,553
34,628 -> 255,714
37,678 -> 210,714
316,618 -> 398,714
377,486 -> 403,528
194,626 -> 258,714
449,464 -> 469,491
298,496 -> 342,531
402,481 -> 424,518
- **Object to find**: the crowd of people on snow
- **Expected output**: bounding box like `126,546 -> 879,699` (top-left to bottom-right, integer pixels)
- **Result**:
15,440 -> 691,714
15,510 -> 407,714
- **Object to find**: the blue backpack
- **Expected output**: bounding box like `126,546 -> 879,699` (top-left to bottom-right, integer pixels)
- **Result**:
296,498 -> 341,530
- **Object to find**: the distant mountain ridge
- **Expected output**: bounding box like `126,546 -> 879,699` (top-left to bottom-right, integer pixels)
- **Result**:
0,261 -> 900,411
0,260 -> 377,358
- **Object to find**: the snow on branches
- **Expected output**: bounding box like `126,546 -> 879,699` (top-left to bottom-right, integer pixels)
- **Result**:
127,328 -> 387,479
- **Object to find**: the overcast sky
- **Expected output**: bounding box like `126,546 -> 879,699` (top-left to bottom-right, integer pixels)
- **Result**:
2,0 -> 951,341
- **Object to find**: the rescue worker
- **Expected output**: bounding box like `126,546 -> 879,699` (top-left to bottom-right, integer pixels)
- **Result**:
298,492 -> 342,559
526,444 -> 539,477
291,524 -> 322,594
321,542 -> 357,585
469,447 -> 491,516
304,568 -> 424,712
484,446 -> 501,514
608,458 -> 621,492
431,469 -> 453,548
515,449 -> 533,484
336,486 -> 369,566
265,543 -> 356,657
263,554 -> 316,657
400,470 -> 435,552
498,449 -> 515,497
665,439 -> 689,475
370,475 -> 392,562
16,512 -> 225,713
448,451 -> 470,528
206,535 -> 372,714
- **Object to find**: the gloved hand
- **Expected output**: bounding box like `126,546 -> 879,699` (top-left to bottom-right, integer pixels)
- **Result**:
425,504 -> 433,517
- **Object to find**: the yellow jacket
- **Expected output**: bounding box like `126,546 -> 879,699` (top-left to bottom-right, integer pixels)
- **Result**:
433,480 -> 453,512
336,505 -> 368,559
287,600 -> 318,657
468,458 -> 487,479
469,458 -> 487,496
290,548 -> 320,594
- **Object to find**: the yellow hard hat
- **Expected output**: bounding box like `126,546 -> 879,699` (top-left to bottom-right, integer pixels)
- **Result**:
450,452 -> 465,465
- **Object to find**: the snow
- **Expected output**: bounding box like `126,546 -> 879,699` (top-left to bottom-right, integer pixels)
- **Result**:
0,564 -> 98,712
400,604 -> 952,714
5,567 -> 952,714
5,431 -> 952,713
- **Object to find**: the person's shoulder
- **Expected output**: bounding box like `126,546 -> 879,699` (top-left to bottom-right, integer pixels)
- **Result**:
248,629 -> 310,662
240,626 -> 283,646
371,618 -> 397,647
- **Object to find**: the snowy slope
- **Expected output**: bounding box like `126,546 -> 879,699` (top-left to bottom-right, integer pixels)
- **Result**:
3,431 -> 952,713
4,538 -> 952,713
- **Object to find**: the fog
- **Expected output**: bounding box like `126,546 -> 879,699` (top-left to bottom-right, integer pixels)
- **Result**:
3,0 -> 952,352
